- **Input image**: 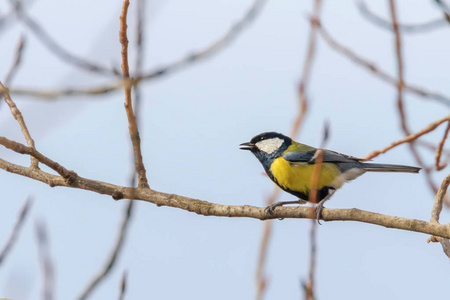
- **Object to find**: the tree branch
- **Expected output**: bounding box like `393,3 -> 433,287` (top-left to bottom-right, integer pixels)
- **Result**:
1,151 -> 450,239
1,82 -> 38,168
119,0 -> 149,189
364,115 -> 450,161
428,174 -> 450,259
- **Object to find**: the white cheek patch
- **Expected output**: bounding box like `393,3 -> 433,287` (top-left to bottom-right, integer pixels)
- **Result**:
255,138 -> 284,154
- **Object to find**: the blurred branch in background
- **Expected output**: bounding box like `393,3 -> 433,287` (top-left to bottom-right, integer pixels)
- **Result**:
303,122 -> 329,300
3,35 -> 26,86
9,0 -> 120,76
434,0 -> 450,21
118,270 -> 128,300
255,189 -> 280,300
255,1 -> 323,299
0,197 -> 32,267
8,0 -> 268,100
35,220 -> 55,300
357,1 -> 448,33
316,19 -> 450,107
77,201 -> 134,300
0,1 -> 18,34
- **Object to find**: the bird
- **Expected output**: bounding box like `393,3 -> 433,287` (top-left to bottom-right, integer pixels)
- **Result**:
239,132 -> 421,221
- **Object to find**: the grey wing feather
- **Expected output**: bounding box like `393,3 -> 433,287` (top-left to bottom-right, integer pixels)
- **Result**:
283,149 -> 365,164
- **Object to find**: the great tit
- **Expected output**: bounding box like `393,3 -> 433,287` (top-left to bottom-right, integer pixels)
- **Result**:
240,132 -> 421,219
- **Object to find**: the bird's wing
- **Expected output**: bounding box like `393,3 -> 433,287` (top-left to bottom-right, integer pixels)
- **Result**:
283,148 -> 365,164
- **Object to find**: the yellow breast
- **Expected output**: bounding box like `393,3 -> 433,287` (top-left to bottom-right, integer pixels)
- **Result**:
269,156 -> 340,194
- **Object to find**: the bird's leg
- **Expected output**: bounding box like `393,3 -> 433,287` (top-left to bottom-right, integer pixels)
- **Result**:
315,187 -> 336,224
265,199 -> 308,215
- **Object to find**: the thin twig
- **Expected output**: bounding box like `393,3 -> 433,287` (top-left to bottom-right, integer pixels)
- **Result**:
436,121 -> 450,171
357,1 -> 447,33
35,220 -> 55,300
364,115 -> 450,160
428,174 -> 450,259
0,197 -> 32,267
0,82 -> 38,168
0,136 -> 76,181
130,0 -> 146,187
77,201 -> 134,300
431,174 -> 450,223
4,36 -> 26,85
120,0 -> 149,189
389,0 -> 442,204
9,0 -> 267,100
389,0 -> 407,134
316,20 -> 450,107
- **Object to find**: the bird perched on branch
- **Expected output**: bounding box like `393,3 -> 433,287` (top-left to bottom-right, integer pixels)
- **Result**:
240,132 -> 421,221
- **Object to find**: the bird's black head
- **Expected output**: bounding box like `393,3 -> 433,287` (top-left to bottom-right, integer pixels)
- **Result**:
240,132 -> 292,168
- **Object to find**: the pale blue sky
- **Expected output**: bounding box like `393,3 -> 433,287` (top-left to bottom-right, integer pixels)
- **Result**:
0,0 -> 449,299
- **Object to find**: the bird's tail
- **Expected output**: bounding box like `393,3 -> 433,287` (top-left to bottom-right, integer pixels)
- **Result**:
360,163 -> 421,173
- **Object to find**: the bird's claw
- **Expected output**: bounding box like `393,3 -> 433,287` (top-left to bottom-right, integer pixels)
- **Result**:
315,202 -> 324,225
264,204 -> 277,216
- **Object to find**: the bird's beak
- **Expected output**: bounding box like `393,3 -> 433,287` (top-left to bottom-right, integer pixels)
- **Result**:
239,142 -> 255,151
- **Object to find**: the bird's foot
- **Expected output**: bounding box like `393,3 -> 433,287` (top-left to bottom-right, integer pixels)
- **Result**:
264,202 -> 283,216
314,200 -> 326,225
265,200 -> 308,217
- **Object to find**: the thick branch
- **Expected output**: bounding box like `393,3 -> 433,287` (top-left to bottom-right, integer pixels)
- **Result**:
1,156 -> 450,239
